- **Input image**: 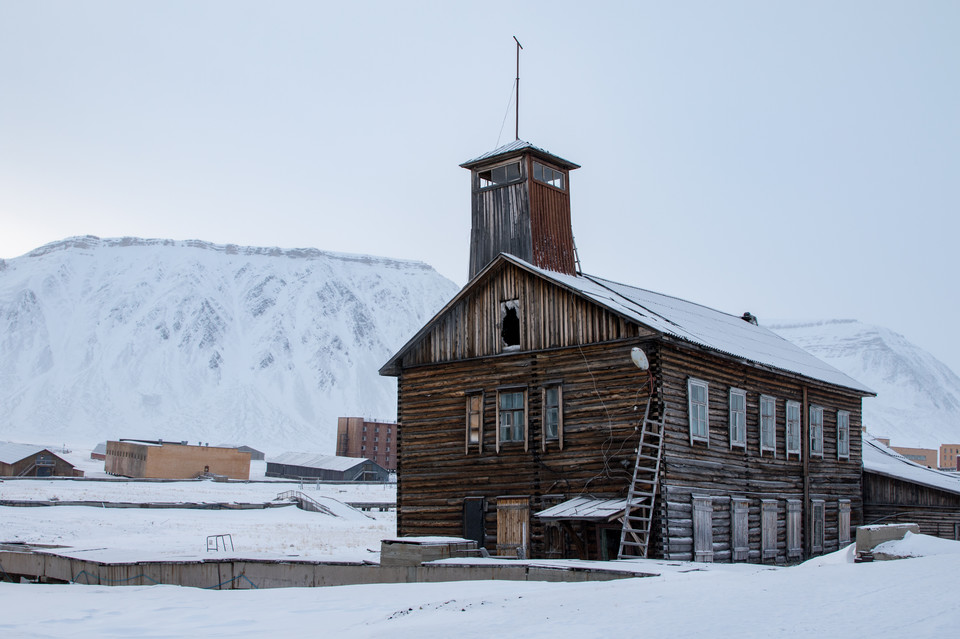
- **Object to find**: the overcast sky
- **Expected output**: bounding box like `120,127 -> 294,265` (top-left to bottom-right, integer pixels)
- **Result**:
2,1 -> 958,373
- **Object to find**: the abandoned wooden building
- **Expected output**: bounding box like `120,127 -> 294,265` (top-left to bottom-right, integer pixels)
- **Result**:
862,436 -> 960,541
380,140 -> 875,563
0,442 -> 84,477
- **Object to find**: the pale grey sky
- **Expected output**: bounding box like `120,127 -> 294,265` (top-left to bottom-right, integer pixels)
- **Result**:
2,1 -> 958,372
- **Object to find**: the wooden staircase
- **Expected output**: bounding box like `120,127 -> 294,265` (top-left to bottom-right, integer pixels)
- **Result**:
617,403 -> 664,560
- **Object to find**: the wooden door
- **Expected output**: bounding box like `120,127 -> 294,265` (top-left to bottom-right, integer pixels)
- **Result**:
496,496 -> 530,558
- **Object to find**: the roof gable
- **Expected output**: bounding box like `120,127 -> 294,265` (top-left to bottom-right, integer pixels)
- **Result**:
381,254 -> 873,394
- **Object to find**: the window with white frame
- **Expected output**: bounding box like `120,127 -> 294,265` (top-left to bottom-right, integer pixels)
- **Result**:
786,401 -> 801,458
688,379 -> 709,445
542,384 -> 563,449
729,388 -> 746,449
760,395 -> 776,455
809,406 -> 824,457
837,410 -> 850,459
497,389 -> 527,451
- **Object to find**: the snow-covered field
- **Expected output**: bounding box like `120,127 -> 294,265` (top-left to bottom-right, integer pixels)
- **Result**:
2,470 -> 959,637
0,535 -> 957,638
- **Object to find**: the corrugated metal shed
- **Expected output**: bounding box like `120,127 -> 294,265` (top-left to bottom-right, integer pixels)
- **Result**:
267,453 -> 370,472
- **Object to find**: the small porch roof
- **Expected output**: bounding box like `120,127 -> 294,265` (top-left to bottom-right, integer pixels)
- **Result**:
535,496 -> 629,523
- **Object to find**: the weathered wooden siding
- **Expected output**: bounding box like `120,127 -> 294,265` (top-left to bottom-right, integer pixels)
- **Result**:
863,472 -> 960,540
469,180 -> 532,279
394,262 -> 651,369
527,156 -> 575,275
395,340 -> 658,559
657,342 -> 864,563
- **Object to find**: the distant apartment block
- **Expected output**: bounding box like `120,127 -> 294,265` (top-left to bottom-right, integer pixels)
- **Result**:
891,446 -> 938,469
336,417 -> 397,471
941,444 -> 960,471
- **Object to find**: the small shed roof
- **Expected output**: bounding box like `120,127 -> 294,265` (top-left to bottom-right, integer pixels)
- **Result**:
267,452 -> 378,472
535,496 -> 629,522
0,442 -> 50,465
460,139 -> 581,171
863,436 -> 960,496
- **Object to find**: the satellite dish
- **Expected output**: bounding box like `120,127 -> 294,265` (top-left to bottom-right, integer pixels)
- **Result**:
630,347 -> 649,371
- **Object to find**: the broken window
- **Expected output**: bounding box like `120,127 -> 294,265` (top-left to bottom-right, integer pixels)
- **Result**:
500,300 -> 521,350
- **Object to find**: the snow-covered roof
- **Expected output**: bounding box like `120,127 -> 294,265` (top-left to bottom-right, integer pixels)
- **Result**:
863,436 -> 960,496
0,442 -> 52,465
460,139 -> 581,170
266,452 -> 377,472
383,253 -> 874,394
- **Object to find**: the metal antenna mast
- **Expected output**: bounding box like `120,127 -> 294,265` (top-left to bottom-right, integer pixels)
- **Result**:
514,36 -> 523,140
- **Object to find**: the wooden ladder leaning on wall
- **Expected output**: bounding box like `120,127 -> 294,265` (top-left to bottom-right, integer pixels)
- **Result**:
617,401 -> 664,560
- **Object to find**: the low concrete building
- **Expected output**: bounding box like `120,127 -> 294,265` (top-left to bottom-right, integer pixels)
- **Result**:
266,453 -> 389,482
104,440 -> 250,480
0,442 -> 84,477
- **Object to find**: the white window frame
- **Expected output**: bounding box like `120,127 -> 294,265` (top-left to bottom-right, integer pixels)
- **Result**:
496,388 -> 528,452
541,384 -> 563,450
760,395 -> 777,456
729,388 -> 746,449
809,405 -> 824,458
687,378 -> 710,446
785,400 -> 801,458
837,410 -> 850,460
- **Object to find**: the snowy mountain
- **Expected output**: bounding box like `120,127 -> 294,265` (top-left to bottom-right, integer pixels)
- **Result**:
0,236 -> 459,454
770,320 -> 960,449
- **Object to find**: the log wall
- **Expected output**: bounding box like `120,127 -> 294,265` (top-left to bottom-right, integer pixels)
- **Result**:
657,342 -> 864,563
863,472 -> 960,540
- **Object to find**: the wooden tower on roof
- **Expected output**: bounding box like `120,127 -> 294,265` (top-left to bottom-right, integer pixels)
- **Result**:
461,140 -> 580,279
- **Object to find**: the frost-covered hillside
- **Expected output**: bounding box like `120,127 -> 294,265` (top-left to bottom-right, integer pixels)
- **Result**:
0,237 -> 459,453
771,320 -> 960,449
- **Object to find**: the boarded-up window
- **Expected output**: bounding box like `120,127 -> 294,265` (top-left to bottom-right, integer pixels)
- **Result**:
542,384 -> 563,450
761,500 -> 778,560
810,406 -> 824,457
688,379 -> 709,445
837,411 -> 850,460
838,500 -> 851,545
787,500 -> 802,560
693,495 -> 714,562
496,496 -> 530,558
731,497 -> 749,562
729,388 -> 746,449
465,392 -> 483,454
811,500 -> 825,555
786,401 -> 801,458
760,395 -> 776,456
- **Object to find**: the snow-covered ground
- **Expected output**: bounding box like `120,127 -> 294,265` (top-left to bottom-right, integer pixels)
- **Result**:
1,475 -> 959,637
0,533 -> 957,638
